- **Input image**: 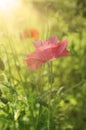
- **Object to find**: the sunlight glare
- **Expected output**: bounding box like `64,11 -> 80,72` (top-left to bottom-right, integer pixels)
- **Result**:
0,0 -> 20,12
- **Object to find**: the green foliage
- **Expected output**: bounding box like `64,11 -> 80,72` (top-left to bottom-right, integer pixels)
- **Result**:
0,58 -> 5,71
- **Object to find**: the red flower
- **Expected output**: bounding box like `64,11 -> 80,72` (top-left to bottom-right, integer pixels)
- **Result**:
20,28 -> 39,40
29,29 -> 39,39
25,36 -> 70,70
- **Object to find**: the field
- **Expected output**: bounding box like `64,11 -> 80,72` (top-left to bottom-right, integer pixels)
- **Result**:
0,0 -> 86,130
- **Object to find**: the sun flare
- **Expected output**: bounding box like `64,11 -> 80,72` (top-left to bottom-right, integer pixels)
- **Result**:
0,0 -> 20,12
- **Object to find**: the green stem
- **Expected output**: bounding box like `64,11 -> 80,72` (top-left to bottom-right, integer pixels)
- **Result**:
4,33 -> 26,96
50,61 -> 53,91
48,61 -> 53,130
1,44 -> 13,84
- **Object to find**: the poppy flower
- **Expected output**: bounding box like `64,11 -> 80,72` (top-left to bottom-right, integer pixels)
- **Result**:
25,36 -> 70,70
29,28 -> 39,39
20,28 -> 39,40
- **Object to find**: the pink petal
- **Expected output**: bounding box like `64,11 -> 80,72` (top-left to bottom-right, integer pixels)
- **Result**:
40,47 -> 53,61
50,40 -> 70,58
47,35 -> 57,44
33,40 -> 45,48
25,45 -> 55,70
33,35 -> 58,48
25,57 -> 43,70
26,45 -> 54,63
53,39 -> 68,55
56,49 -> 70,58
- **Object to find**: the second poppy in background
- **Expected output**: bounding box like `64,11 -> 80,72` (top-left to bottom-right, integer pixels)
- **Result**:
20,28 -> 40,40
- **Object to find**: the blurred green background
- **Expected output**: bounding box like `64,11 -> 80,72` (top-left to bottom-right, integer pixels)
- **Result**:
0,0 -> 86,130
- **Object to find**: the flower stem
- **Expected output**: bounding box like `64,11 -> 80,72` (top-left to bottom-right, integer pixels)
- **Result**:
48,61 -> 53,130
